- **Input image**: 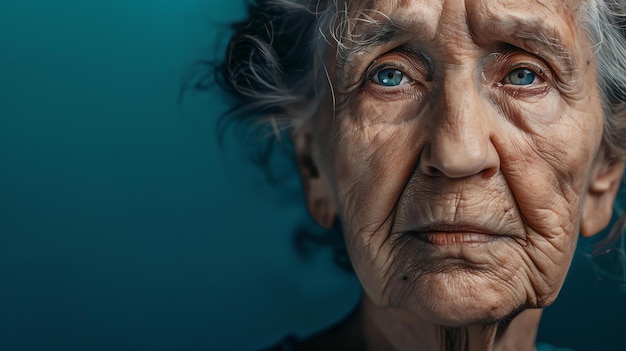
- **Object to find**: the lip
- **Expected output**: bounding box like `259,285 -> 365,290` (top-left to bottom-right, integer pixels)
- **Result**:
408,224 -> 503,245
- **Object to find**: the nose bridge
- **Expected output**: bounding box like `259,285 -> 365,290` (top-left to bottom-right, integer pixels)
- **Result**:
420,71 -> 500,178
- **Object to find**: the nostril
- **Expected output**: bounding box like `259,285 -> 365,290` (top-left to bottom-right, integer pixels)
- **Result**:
429,166 -> 442,177
421,166 -> 442,177
482,166 -> 498,178
419,147 -> 500,178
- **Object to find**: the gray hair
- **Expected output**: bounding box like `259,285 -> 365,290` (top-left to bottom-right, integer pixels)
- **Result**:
584,0 -> 626,160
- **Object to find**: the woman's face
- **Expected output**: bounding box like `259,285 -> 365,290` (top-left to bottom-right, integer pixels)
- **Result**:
296,0 -> 623,326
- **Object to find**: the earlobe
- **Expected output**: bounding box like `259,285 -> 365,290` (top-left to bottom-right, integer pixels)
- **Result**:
581,154 -> 625,237
292,127 -> 337,229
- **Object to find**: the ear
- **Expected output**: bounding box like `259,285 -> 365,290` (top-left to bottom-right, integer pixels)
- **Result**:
581,152 -> 625,237
292,127 -> 337,229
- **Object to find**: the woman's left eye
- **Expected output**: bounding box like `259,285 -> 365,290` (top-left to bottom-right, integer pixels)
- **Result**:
505,68 -> 537,86
371,68 -> 410,86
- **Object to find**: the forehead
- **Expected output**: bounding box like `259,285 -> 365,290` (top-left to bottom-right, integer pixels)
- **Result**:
333,0 -> 590,84
343,0 -> 585,41
349,0 -> 583,19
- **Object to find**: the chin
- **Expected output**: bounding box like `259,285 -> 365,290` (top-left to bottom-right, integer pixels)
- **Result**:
393,269 -> 531,327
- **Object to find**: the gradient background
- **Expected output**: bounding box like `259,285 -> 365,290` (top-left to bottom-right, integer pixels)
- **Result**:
1,1 -> 624,350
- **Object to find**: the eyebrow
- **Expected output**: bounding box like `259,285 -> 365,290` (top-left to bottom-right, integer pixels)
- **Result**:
338,18 -> 419,65
477,17 -> 579,78
337,17 -> 428,85
338,14 -> 579,80
336,21 -> 398,69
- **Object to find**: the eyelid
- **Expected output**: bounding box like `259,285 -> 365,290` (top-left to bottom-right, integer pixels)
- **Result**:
491,49 -> 552,83
508,62 -> 547,80
363,48 -> 432,86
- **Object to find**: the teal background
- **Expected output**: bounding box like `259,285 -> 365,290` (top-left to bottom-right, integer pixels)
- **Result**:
0,1 -> 623,350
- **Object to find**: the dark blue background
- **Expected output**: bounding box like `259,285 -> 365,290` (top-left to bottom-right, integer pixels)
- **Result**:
0,1 -> 623,350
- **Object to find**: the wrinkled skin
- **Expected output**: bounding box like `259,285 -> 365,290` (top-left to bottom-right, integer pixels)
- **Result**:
294,0 -> 624,349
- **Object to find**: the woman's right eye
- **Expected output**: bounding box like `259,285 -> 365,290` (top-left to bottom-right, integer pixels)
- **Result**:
371,68 -> 411,86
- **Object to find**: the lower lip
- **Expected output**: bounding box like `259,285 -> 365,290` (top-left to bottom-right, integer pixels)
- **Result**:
413,232 -> 498,245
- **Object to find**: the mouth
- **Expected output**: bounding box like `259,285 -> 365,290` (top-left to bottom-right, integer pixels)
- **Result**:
408,225 -> 502,246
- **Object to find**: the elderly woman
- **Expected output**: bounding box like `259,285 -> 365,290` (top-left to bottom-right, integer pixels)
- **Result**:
214,0 -> 626,350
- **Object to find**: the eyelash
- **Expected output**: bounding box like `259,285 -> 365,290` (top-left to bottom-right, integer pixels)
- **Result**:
367,63 -> 413,84
361,52 -> 551,98
504,62 -> 547,82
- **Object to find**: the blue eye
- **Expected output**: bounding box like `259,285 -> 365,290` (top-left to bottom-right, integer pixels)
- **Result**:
374,68 -> 406,86
507,68 -> 536,85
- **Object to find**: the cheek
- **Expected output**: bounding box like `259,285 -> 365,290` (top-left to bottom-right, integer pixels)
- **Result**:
498,97 -> 602,230
491,97 -> 603,296
325,100 -> 425,297
331,98 -> 423,225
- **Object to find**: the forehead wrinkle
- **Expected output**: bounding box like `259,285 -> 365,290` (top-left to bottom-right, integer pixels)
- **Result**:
467,2 -> 580,78
510,27 -> 578,77
338,3 -> 442,87
341,17 -> 436,59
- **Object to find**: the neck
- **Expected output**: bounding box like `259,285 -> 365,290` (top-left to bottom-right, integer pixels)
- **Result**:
359,293 -> 542,351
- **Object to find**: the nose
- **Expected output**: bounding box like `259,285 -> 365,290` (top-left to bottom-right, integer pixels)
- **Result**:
419,81 -> 500,178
